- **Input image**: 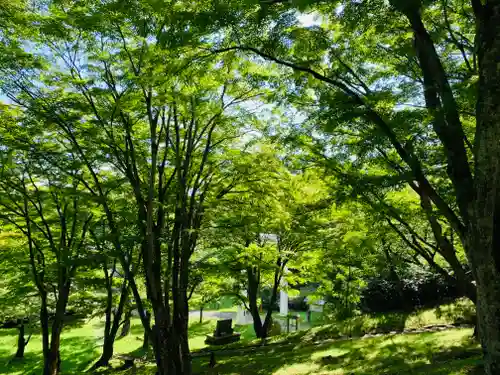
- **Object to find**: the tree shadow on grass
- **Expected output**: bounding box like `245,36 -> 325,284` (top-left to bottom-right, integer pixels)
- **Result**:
60,334 -> 100,373
312,331 -> 480,375
191,329 -> 479,375
264,311 -> 411,348
0,333 -> 99,374
0,350 -> 44,375
0,328 -> 21,337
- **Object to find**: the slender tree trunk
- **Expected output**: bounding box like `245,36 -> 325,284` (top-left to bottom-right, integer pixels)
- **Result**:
15,322 -> 26,358
262,261 -> 283,335
419,193 -> 477,304
178,249 -> 192,375
119,309 -> 131,338
91,280 -> 129,370
142,311 -> 151,351
44,282 -> 71,375
199,306 -> 203,323
469,3 -> 500,372
155,245 -> 191,375
40,291 -> 50,371
44,335 -> 61,375
246,266 -> 264,338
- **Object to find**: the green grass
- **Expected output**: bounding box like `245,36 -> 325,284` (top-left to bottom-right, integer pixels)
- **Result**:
0,319 -> 100,375
190,328 -> 481,375
0,299 -> 478,374
110,328 -> 480,375
0,316 -> 234,374
202,299 -> 476,352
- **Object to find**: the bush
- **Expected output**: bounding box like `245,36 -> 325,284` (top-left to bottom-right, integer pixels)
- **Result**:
360,269 -> 463,313
267,319 -> 282,337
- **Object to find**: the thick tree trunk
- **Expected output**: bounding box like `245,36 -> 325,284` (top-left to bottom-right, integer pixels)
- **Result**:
173,251 -> 192,374
142,328 -> 149,351
469,3 -> 500,373
44,344 -> 61,375
175,308 -> 191,375
152,309 -> 178,375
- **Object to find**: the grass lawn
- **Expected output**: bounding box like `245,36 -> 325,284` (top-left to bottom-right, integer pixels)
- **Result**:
190,328 -> 481,375
102,328 -> 481,375
0,317 -> 242,375
0,299 -> 478,374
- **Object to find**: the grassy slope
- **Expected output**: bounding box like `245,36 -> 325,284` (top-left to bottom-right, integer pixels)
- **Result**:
104,328 -> 481,375
193,328 -> 480,375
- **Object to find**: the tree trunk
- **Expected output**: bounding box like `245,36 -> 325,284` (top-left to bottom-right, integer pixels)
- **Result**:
15,322 -> 26,358
469,3 -> 500,373
262,261 -> 282,335
246,266 -> 265,338
119,309 -> 131,338
43,280 -> 72,375
142,328 -> 149,351
199,306 -> 203,323
142,311 -> 151,351
91,280 -> 129,370
40,292 -> 51,371
419,193 -> 477,304
152,309 -> 178,375
174,248 -> 192,375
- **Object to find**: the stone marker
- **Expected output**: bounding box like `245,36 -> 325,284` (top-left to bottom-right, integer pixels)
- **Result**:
205,319 -> 241,345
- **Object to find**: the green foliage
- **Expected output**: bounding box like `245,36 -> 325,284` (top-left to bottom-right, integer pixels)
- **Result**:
0,0 -> 490,373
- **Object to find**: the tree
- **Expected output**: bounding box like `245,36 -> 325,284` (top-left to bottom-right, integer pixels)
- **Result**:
0,109 -> 95,375
0,3 -> 264,372
209,1 -> 500,371
209,160 -> 328,338
330,169 -> 476,304
0,231 -> 38,359
88,237 -> 130,370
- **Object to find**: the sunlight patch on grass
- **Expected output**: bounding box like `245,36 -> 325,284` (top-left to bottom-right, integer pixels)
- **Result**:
0,316 -> 224,374
194,328 -> 479,375
0,300 -> 479,375
272,362 -> 321,375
